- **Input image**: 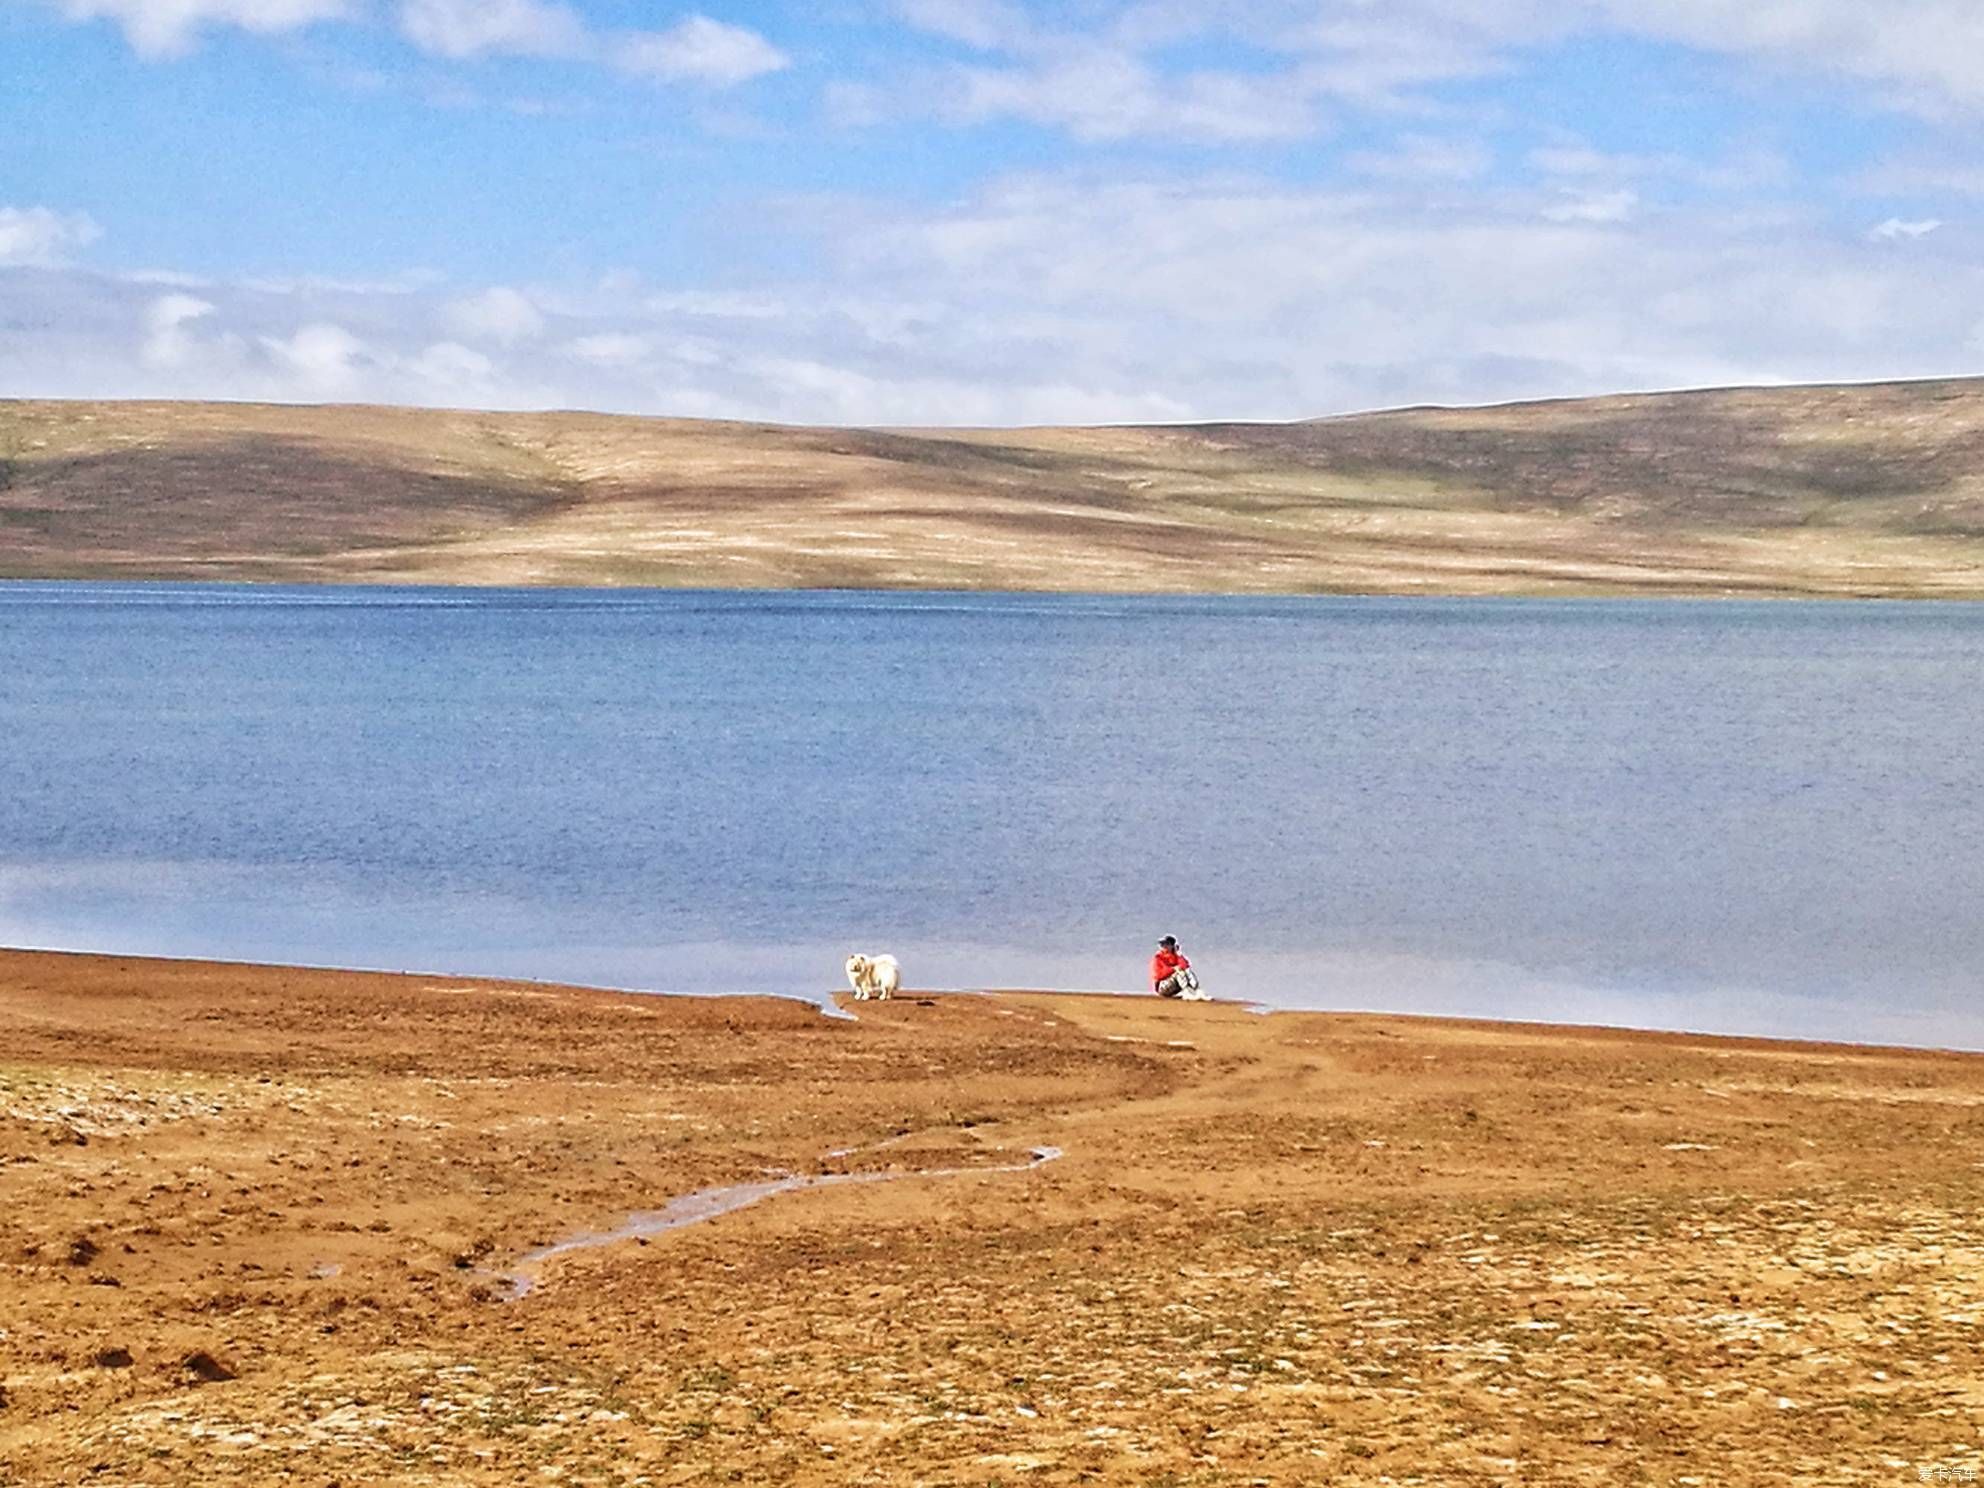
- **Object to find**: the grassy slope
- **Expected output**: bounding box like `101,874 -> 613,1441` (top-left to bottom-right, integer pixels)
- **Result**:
4,380 -> 1984,594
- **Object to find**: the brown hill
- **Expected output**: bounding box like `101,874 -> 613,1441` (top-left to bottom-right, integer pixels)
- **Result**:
5,381 -> 1984,594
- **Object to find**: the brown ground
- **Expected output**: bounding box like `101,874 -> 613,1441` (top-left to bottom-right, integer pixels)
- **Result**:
3,949 -> 1982,1485
6,382 -> 1984,595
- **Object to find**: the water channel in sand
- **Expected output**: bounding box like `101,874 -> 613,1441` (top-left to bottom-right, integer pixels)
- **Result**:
489,1146 -> 1065,1300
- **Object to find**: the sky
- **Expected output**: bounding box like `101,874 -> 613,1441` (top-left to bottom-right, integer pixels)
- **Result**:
3,0 -> 1983,425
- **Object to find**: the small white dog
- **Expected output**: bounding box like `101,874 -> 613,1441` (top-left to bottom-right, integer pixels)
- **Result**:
844,952 -> 901,1001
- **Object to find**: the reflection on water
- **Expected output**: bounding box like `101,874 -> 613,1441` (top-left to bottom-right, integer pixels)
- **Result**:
2,583 -> 1981,1049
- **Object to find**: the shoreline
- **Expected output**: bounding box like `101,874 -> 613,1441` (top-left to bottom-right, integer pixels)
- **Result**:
10,575 -> 1984,603
8,941 -> 1980,1059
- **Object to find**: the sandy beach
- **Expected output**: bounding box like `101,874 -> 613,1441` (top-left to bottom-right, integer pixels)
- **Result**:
4,947 -> 1982,1484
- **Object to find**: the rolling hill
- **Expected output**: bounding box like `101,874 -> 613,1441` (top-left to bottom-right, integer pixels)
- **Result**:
5,379 -> 1984,595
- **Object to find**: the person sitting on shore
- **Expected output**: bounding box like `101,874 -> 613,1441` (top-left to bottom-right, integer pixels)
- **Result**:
1151,935 -> 1203,999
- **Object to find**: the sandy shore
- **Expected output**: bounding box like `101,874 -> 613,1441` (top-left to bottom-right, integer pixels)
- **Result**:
3,948 -> 1982,1484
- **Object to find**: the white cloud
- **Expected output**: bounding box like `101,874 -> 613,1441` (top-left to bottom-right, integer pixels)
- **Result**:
121,268 -> 212,287
444,286 -> 546,344
793,170 -> 1984,416
1528,138 -> 1790,197
893,0 -> 1034,51
1541,188 -> 1637,223
946,51 -> 1320,142
732,350 -> 1191,426
822,79 -> 888,128
0,206 -> 101,266
32,0 -> 789,87
1297,1 -> 1984,116
389,2 -> 788,87
55,0 -> 349,57
1529,143 -> 1618,178
7,165 -> 1983,424
865,0 -> 1984,146
1857,157 -> 1984,196
1867,216 -> 1944,241
27,0 -> 1984,126
615,15 -> 790,86
1344,0 -> 1984,118
396,0 -> 585,58
563,332 -> 651,367
139,292 -> 217,367
0,275 -> 557,407
1349,134 -> 1493,182
871,0 -> 1533,140
239,269 -> 441,295
1591,0 -> 1984,115
258,321 -> 369,393
644,289 -> 784,319
406,339 -> 498,388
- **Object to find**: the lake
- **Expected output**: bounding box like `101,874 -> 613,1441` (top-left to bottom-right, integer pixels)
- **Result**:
2,583 -> 1980,1048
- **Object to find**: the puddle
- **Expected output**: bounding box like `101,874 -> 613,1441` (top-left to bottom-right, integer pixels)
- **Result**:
490,1146 -> 1063,1300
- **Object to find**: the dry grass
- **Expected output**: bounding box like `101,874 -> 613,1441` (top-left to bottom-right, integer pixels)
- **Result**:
5,382 -> 1984,594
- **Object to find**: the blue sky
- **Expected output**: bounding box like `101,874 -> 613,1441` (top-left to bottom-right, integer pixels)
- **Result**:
3,0 -> 1982,423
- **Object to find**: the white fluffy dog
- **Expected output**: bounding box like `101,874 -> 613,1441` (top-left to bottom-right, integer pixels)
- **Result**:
844,952 -> 901,1001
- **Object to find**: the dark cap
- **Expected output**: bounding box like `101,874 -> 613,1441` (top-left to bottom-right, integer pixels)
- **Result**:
1158,935 -> 1177,948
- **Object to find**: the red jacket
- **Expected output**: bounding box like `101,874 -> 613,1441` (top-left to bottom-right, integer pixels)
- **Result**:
1151,948 -> 1190,987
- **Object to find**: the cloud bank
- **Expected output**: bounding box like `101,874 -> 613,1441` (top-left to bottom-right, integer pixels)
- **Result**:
7,167 -> 1980,425
0,206 -> 102,266
33,0 -> 790,84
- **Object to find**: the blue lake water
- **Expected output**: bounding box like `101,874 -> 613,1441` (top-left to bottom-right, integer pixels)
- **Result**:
2,582 -> 1980,1048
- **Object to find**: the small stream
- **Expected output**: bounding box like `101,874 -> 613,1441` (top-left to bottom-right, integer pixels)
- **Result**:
489,1145 -> 1064,1300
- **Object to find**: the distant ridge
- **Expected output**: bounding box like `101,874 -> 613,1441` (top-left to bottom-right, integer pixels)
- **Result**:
4,380 -> 1983,596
